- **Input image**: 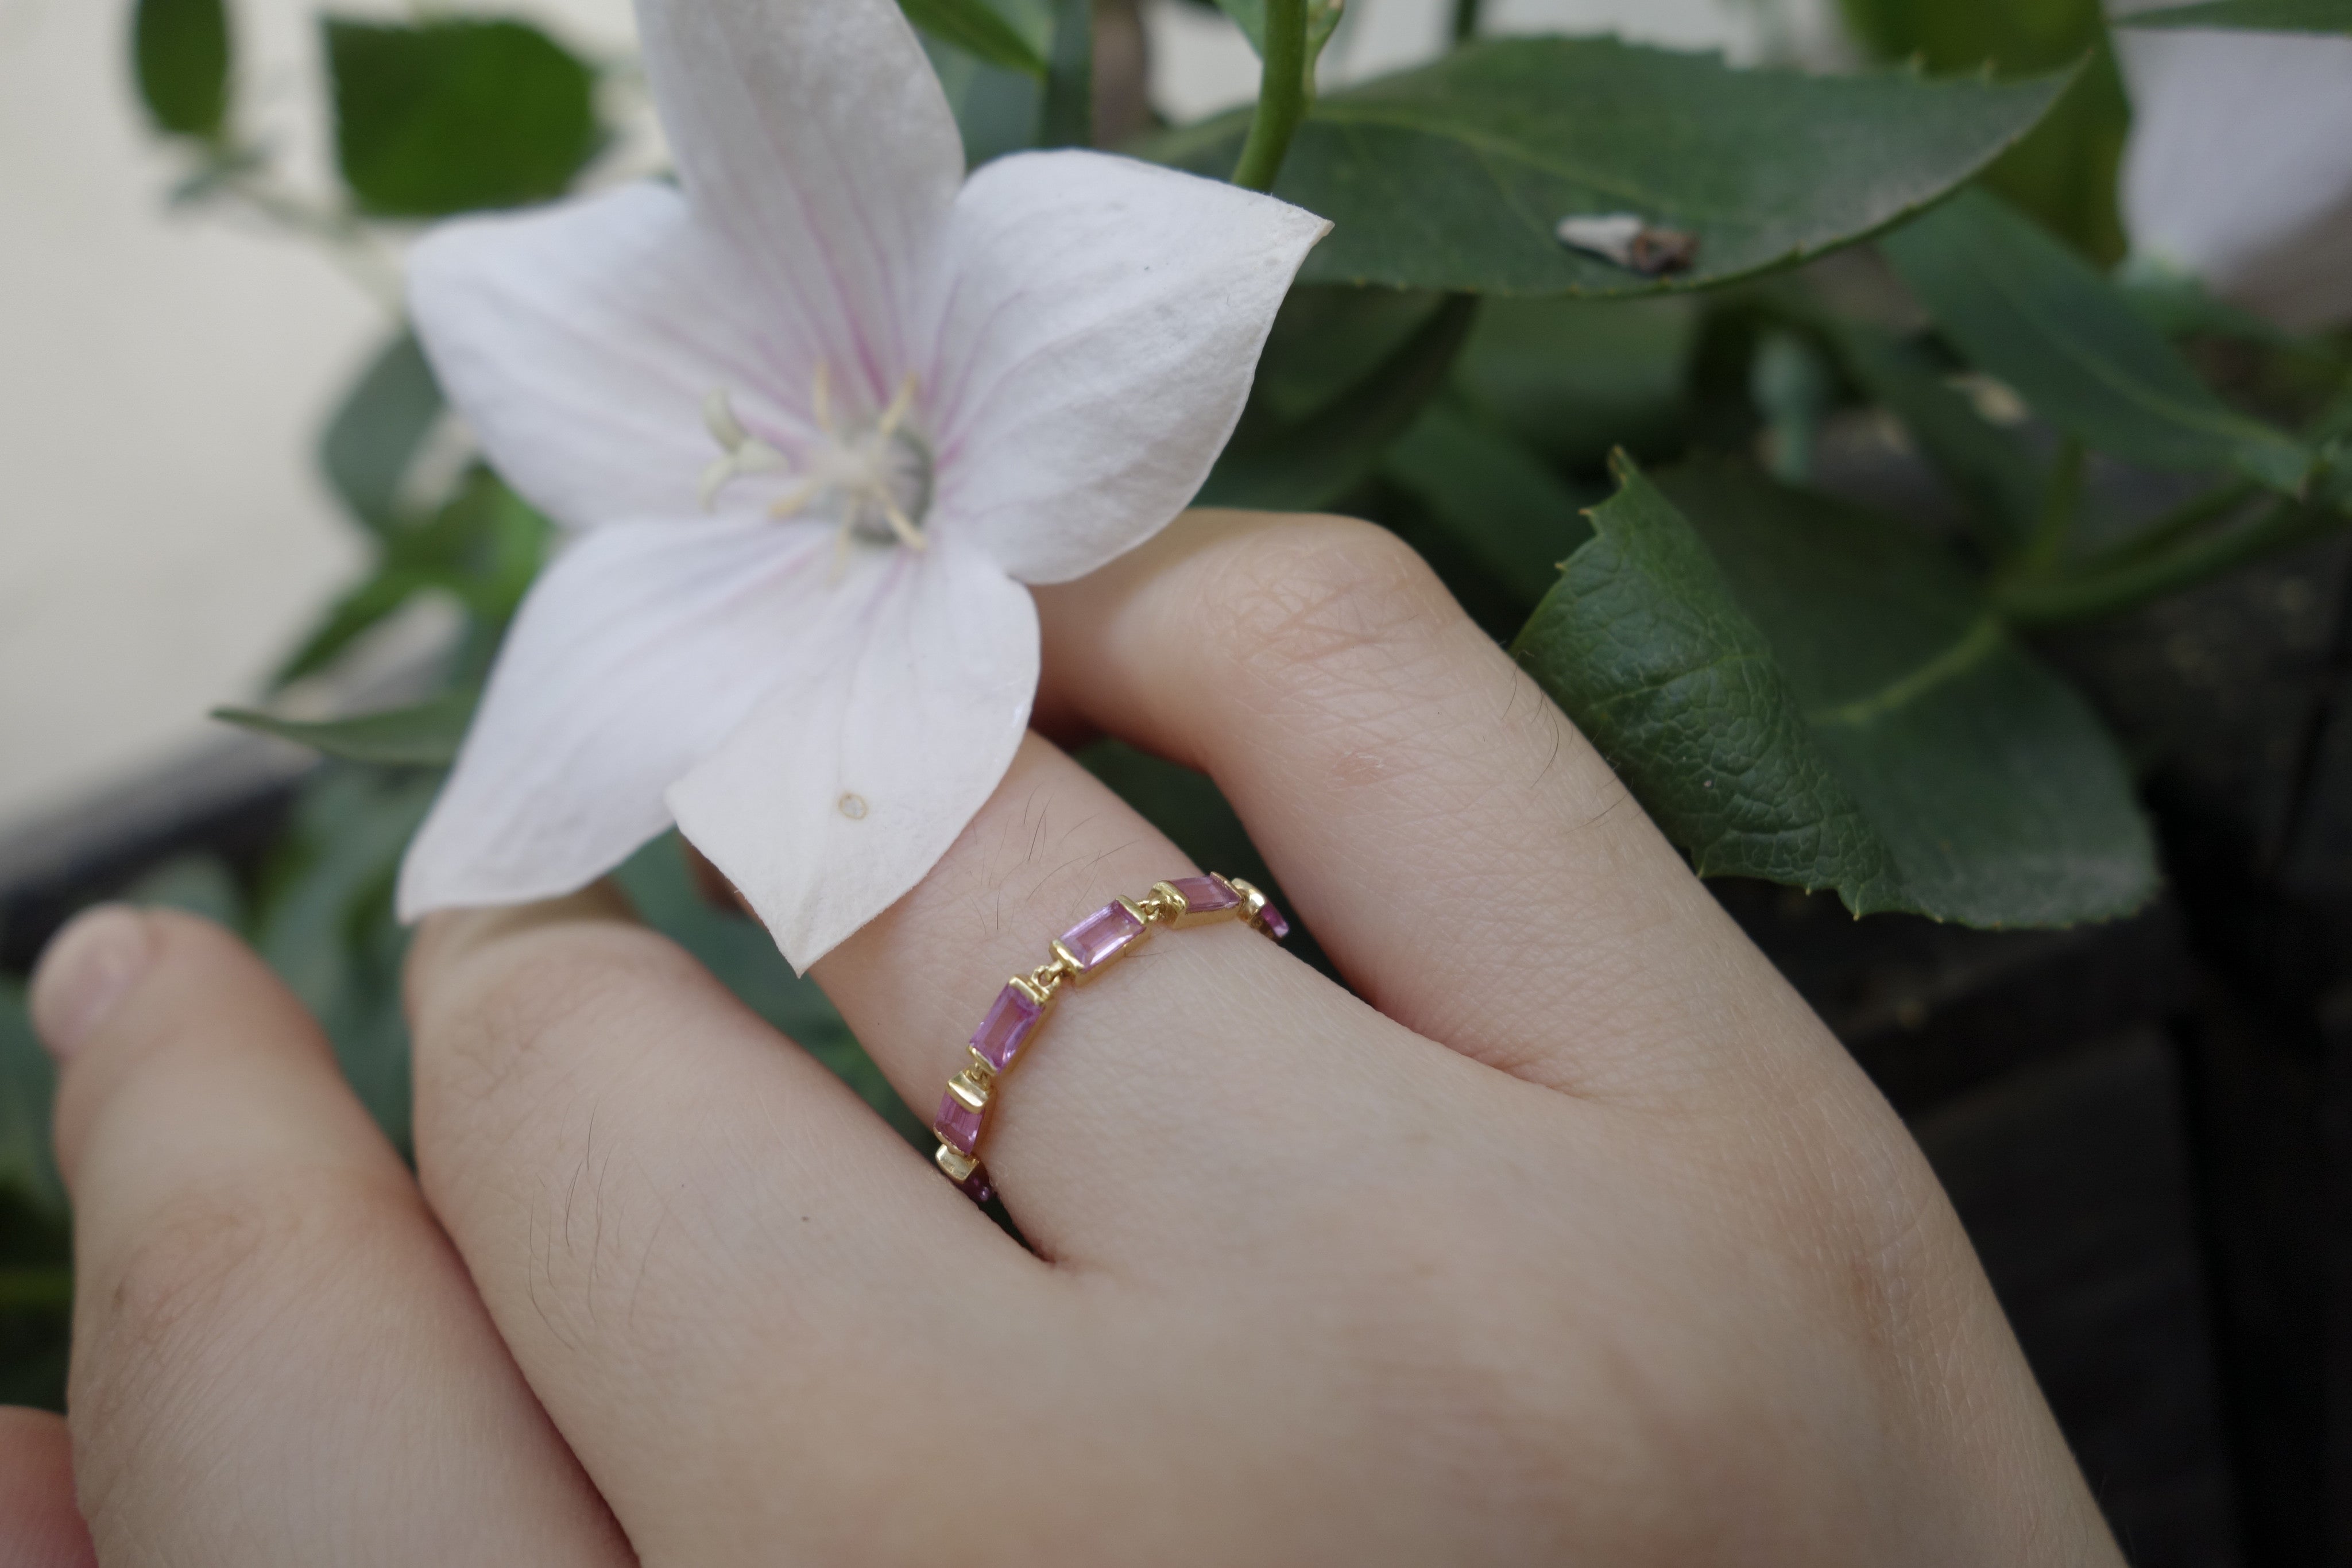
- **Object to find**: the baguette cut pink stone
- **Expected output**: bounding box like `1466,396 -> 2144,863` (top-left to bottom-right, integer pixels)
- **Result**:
1167,874 -> 1241,916
934,1091 -> 983,1156
969,983 -> 1045,1072
1061,900 -> 1145,970
1258,901 -> 1291,940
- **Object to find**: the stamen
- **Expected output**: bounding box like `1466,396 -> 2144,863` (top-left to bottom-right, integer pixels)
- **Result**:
699,388 -> 791,510
769,479 -> 821,520
877,373 -> 919,442
703,388 -> 748,450
879,495 -> 929,552
698,455 -> 736,512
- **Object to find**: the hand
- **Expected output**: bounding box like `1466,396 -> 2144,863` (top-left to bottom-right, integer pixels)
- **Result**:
20,511 -> 2122,1565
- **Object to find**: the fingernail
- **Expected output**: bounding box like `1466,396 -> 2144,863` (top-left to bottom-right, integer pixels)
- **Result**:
30,906 -> 154,1058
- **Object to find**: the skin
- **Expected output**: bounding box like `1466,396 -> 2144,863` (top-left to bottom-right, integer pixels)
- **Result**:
11,511 -> 2123,1565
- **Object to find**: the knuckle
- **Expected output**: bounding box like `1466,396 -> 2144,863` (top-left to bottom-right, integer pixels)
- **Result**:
413,922 -> 690,1109
409,922 -> 707,1183
1195,517 -> 1457,693
69,1168 -> 415,1512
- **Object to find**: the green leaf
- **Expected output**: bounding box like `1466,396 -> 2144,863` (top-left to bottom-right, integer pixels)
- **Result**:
1199,293 -> 1475,509
1382,398 -> 1596,605
1142,37 -> 2067,297
215,688 -> 478,768
1882,188 -> 2314,493
899,0 -> 1047,75
1446,295 -> 1699,471
1817,317 -> 2045,549
0,987 -> 64,1224
326,17 -> 601,217
2122,0 -> 2352,32
919,0 -> 1051,161
271,567 -> 437,688
124,854 -> 247,928
251,770 -> 439,1146
1511,458 -> 2155,927
133,0 -> 231,140
320,331 -> 444,532
275,469 -> 551,688
1838,0 -> 2130,262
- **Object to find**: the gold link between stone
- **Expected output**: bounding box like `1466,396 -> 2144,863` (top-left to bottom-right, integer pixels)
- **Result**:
947,1068 -> 992,1113
933,873 -> 1284,1198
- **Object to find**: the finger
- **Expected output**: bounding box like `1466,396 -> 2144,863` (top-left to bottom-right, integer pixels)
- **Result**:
810,731 -> 1469,1262
1033,509 -> 1844,1103
404,889 -> 1047,1562
0,1408 -> 95,1568
33,907 -> 627,1567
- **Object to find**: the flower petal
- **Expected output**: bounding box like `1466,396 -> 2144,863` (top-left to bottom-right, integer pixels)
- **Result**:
666,539 -> 1038,973
409,183 -> 815,531
923,150 -> 1329,584
396,516 -> 837,922
2118,26 -> 2352,329
637,0 -> 966,411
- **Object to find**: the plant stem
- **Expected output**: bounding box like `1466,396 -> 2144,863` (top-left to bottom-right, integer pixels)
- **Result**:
1999,500 -> 2346,625
1231,0 -> 1310,193
1452,0 -> 1483,42
2083,477 -> 2258,572
0,1267 -> 72,1311
2018,436 -> 2084,576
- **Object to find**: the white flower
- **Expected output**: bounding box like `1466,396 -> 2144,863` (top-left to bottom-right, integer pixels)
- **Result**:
393,0 -> 1327,969
2117,18 -> 2352,328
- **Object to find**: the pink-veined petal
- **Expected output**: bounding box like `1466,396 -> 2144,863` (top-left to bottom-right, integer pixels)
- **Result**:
922,150 -> 1328,585
396,516 -> 838,921
409,183 -> 815,531
637,0 -> 965,412
667,538 -> 1038,973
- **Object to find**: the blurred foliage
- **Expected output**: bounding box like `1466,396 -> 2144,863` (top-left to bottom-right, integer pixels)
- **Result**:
1838,0 -> 2131,262
2122,0 -> 2352,32
132,0 -> 230,140
327,18 -> 602,216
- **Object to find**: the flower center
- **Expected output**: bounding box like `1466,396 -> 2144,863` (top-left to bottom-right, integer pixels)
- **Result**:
700,367 -> 934,562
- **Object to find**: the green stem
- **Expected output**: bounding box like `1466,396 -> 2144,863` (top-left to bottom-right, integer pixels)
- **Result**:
2018,436 -> 2084,576
1452,0 -> 1483,42
1231,0 -> 1310,193
0,1267 -> 72,1312
1999,500 -> 2345,625
2079,477 -> 2258,575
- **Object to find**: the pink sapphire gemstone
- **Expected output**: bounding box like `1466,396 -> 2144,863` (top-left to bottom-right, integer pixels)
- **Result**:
1167,874 -> 1241,916
1060,899 -> 1145,970
934,1091 -> 984,1156
1258,900 -> 1292,940
957,1164 -> 996,1206
969,983 -> 1045,1073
